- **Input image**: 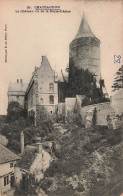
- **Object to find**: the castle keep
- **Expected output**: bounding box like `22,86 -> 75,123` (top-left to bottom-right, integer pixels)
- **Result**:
8,14 -> 109,125
69,14 -> 100,81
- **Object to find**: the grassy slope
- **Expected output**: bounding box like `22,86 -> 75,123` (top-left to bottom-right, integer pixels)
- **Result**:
41,124 -> 123,196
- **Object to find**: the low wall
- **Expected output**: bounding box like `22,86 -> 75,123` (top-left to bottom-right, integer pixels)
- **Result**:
65,98 -> 76,116
75,95 -> 85,113
81,102 -> 114,126
57,103 -> 65,116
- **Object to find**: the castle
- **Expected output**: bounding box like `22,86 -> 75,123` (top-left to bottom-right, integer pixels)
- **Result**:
8,14 -> 109,126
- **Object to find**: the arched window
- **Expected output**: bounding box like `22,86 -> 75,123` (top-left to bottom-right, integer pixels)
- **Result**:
49,95 -> 54,104
49,83 -> 54,92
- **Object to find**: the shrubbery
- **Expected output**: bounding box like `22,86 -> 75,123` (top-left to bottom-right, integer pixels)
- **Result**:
39,178 -> 53,192
6,101 -> 27,122
1,103 -> 55,152
14,174 -> 38,196
66,112 -> 82,127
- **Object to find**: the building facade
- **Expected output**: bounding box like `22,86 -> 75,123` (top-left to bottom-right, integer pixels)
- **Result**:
0,144 -> 20,195
8,79 -> 27,107
15,143 -> 52,186
25,56 -> 58,124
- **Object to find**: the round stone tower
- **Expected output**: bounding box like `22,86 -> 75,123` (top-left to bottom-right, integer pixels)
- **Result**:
69,13 -> 101,81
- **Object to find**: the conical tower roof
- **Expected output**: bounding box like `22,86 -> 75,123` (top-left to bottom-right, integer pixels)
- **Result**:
74,13 -> 96,40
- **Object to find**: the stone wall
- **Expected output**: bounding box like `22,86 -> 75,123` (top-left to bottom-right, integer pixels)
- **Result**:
30,150 -> 52,181
111,89 -> 123,115
57,103 -> 65,116
75,95 -> 85,113
69,37 -> 100,81
8,81 -> 27,107
80,102 -> 114,126
65,98 -> 76,116
0,134 -> 8,146
8,93 -> 25,107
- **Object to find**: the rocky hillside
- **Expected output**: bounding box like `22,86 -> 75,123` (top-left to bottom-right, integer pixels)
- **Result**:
39,122 -> 123,196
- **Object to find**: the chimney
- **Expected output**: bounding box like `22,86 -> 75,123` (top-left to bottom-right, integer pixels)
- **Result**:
42,56 -> 45,62
17,79 -> 19,83
20,131 -> 24,153
37,142 -> 42,154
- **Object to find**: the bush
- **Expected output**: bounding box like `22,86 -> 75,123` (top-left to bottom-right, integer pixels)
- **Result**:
6,101 -> 27,122
36,106 -> 54,139
107,130 -> 122,145
95,125 -> 108,135
55,114 -> 65,123
76,182 -> 85,192
39,178 -> 53,192
66,112 -> 82,127
90,135 -> 104,144
83,142 -> 95,153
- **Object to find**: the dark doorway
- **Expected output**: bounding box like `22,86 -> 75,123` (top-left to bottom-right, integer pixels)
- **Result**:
10,175 -> 15,188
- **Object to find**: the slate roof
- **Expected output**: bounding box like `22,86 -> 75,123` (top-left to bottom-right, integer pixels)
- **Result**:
58,69 -> 68,83
8,82 -> 27,92
0,144 -> 20,164
74,13 -> 96,40
17,145 -> 37,171
40,56 -> 53,71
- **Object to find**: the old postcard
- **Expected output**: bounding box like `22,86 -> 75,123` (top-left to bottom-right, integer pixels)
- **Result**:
0,0 -> 123,196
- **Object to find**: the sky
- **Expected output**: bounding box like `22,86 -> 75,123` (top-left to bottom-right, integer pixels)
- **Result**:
0,0 -> 123,114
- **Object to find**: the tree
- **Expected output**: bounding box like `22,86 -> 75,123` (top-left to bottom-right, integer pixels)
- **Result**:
14,174 -> 38,196
1,117 -> 35,153
112,65 -> 123,91
36,106 -> 54,139
6,101 -> 27,122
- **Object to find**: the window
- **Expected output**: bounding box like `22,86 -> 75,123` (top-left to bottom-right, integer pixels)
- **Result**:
40,98 -> 43,104
10,163 -> 13,168
49,83 -> 54,92
40,87 -> 42,93
16,95 -> 19,101
4,175 -> 9,186
49,95 -> 54,104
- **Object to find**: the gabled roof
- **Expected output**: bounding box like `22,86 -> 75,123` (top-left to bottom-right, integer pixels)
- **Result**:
0,144 -> 20,164
74,13 -> 96,40
40,56 -> 53,72
17,143 -> 52,171
17,145 -> 37,171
